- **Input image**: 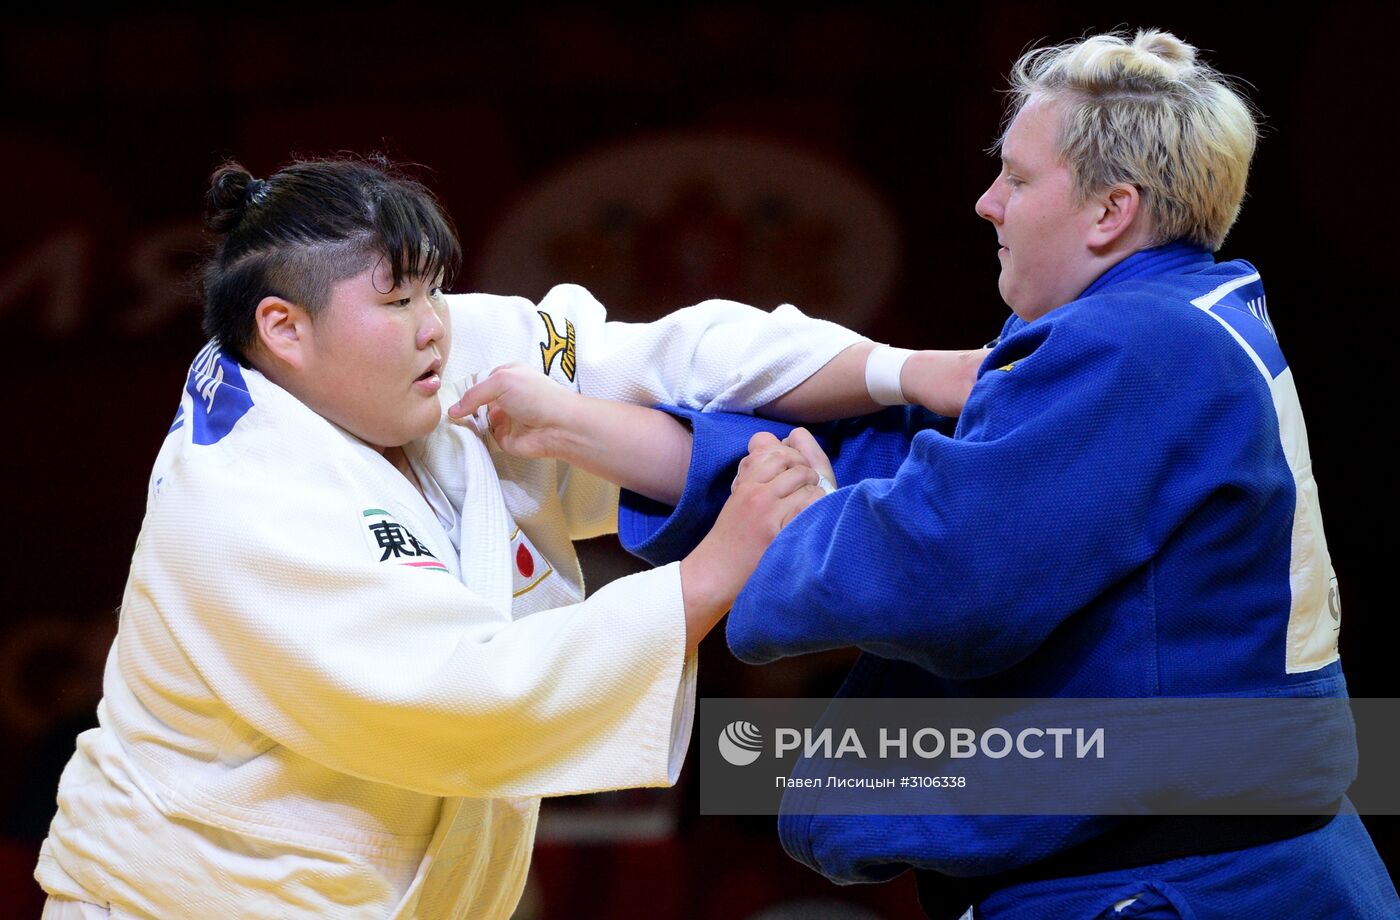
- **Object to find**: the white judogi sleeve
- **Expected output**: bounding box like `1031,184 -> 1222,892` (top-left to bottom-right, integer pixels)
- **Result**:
445,284 -> 867,410
442,284 -> 868,540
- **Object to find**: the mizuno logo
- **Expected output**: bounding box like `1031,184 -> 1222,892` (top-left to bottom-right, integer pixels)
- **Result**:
539,311 -> 577,382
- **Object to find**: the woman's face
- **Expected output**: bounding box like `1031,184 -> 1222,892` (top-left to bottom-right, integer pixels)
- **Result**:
296,257 -> 452,451
974,95 -> 1104,322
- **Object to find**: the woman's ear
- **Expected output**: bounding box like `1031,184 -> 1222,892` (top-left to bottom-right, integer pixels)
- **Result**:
1088,183 -> 1147,250
253,296 -> 313,370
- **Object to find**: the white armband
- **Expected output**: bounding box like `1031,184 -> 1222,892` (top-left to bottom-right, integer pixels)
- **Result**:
864,345 -> 915,406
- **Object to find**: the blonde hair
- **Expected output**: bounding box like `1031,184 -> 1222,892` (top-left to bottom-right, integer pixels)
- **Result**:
1003,29 -> 1258,250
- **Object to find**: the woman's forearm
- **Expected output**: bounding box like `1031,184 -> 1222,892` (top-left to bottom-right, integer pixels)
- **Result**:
758,342 -> 988,422
545,398 -> 692,506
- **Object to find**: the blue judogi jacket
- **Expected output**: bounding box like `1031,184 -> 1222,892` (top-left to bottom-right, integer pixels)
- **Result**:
619,242 -> 1399,918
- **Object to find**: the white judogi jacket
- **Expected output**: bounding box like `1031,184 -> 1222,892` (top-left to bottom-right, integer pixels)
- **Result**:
36,286 -> 865,919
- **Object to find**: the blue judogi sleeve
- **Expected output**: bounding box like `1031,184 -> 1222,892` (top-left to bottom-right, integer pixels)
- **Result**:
619,406 -> 950,565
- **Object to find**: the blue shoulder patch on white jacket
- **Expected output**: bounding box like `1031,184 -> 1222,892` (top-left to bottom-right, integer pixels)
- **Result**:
185,342 -> 254,445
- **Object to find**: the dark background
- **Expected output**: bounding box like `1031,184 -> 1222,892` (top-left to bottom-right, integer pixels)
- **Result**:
1,4 -> 1393,917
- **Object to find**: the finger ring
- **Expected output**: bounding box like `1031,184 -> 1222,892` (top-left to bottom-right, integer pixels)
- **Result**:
816,473 -> 835,495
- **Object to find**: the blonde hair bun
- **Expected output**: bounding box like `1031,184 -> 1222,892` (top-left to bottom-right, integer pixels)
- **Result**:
1003,29 -> 1257,251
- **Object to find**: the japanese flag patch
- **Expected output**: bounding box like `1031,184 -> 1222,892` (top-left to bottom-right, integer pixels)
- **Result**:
361,508 -> 449,573
510,526 -> 553,597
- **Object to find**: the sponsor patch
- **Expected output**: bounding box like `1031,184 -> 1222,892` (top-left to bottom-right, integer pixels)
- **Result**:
361,508 -> 449,573
538,310 -> 577,382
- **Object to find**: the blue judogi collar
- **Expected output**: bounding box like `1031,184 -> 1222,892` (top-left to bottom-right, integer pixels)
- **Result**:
990,241 -> 1216,345
1081,240 -> 1214,297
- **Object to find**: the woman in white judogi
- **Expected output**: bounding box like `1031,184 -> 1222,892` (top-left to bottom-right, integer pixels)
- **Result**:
33,158 -> 910,918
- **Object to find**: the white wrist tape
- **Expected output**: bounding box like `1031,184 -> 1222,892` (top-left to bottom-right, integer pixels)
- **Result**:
865,345 -> 915,406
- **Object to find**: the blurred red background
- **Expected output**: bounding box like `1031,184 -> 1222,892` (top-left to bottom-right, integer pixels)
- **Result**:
1,4 -> 1392,917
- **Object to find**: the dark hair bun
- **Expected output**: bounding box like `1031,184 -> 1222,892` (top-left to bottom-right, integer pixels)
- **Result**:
205,162 -> 259,234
